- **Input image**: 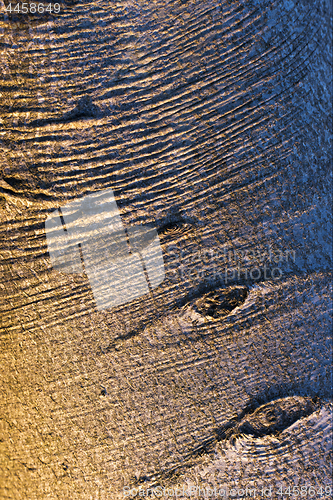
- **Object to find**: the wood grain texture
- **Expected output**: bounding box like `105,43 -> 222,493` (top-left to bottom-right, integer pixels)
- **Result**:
0,0 -> 332,498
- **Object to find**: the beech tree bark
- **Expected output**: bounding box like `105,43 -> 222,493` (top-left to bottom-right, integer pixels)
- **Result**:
0,1 -> 332,498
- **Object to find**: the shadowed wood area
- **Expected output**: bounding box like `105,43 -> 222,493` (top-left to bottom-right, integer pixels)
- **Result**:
0,0 -> 332,498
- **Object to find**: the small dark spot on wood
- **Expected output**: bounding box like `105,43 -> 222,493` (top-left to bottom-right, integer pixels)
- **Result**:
61,96 -> 102,121
133,474 -> 151,485
235,396 -> 318,438
158,219 -> 193,241
3,176 -> 27,190
192,286 -> 248,319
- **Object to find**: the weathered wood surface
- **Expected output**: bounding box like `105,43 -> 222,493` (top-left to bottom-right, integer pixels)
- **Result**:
0,1 -> 332,498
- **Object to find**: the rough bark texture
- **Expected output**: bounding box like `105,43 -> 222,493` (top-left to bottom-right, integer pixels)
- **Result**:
0,1 -> 332,498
